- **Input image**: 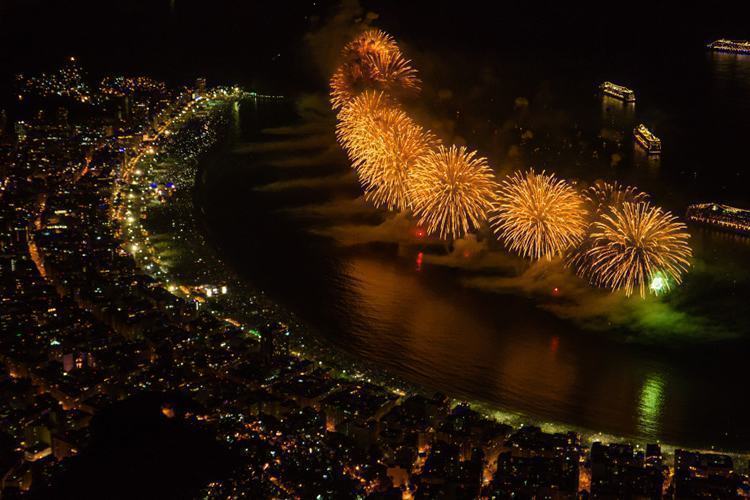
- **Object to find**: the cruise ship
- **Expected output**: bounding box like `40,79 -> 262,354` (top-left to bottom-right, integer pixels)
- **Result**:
686,203 -> 750,236
706,39 -> 750,55
599,81 -> 636,103
633,124 -> 661,154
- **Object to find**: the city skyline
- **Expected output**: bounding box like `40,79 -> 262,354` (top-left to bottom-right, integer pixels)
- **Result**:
2,1 -> 750,498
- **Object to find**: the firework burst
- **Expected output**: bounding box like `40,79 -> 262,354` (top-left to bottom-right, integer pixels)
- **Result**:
582,180 -> 648,215
568,180 -> 649,269
330,68 -> 357,112
367,51 -> 420,91
341,28 -> 400,61
491,169 -> 587,260
335,90 -> 412,167
409,145 -> 497,239
577,201 -> 692,297
359,121 -> 438,211
334,91 -> 430,210
330,29 -> 420,110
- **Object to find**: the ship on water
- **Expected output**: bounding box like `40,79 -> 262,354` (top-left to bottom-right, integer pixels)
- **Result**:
599,81 -> 636,102
633,124 -> 661,154
686,203 -> 750,236
707,39 -> 750,55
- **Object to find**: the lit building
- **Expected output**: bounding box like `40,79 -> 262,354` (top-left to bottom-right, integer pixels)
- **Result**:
260,321 -> 290,362
674,450 -> 740,498
196,77 -> 207,94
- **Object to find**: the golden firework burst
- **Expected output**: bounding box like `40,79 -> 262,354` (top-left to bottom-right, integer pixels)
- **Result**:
583,180 -> 648,215
578,201 -> 692,297
367,51 -> 420,92
335,90 -> 412,167
329,29 -> 420,111
491,169 -> 587,260
409,145 -> 497,240
329,67 -> 356,112
568,180 -> 649,270
359,121 -> 438,211
342,29 -> 400,61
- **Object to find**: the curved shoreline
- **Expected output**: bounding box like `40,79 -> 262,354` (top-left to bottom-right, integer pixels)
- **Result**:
112,93 -> 750,468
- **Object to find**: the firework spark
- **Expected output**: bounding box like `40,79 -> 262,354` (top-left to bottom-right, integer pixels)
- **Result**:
335,90 -> 412,167
409,145 -> 497,239
367,51 -> 420,91
341,28 -> 400,61
330,67 -> 357,112
577,201 -> 692,297
568,180 -> 649,269
334,90 -> 430,210
330,29 -> 420,111
491,169 -> 587,260
359,121 -> 437,211
583,180 -> 648,215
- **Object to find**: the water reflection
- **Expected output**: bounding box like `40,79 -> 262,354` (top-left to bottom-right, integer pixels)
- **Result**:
707,52 -> 750,112
709,52 -> 750,82
633,144 -> 661,174
601,95 -> 635,125
494,333 -> 577,416
331,255 -> 588,414
339,256 -> 495,378
201,49 -> 750,450
637,374 -> 666,438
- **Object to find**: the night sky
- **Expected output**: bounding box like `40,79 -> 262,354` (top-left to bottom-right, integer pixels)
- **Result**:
1,1 -> 748,102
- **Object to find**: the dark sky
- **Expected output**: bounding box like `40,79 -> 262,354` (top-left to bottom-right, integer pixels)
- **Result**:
0,1 -> 747,102
0,1 -> 321,89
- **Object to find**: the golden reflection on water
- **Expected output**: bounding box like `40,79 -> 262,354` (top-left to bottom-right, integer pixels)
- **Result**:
494,332 -> 577,413
340,255 -> 578,412
601,94 -> 635,125
341,256 -> 491,372
633,144 -> 661,172
710,51 -> 750,91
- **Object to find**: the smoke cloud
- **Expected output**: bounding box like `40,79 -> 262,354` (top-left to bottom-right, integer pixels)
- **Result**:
304,0 -> 378,78
254,171 -> 356,192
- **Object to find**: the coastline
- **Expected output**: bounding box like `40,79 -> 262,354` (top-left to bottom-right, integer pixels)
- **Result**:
111,91 -> 750,467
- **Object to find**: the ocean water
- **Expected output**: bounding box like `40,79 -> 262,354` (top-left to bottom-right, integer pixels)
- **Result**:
197,47 -> 750,452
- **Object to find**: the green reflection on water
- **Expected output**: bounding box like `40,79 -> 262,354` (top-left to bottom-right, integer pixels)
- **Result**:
638,374 -> 665,438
